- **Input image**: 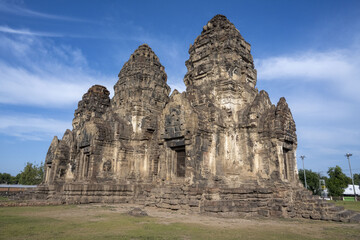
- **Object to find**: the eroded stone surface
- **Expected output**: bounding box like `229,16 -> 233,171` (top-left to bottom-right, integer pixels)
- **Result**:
31,15 -> 359,223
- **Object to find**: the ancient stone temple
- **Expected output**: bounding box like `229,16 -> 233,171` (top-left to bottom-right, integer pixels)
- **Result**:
35,15 -> 359,222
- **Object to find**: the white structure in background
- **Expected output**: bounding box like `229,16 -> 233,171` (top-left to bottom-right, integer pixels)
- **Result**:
343,184 -> 359,196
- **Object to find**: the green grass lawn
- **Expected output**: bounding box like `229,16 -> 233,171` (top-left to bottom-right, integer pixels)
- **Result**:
0,204 -> 359,240
329,200 -> 360,212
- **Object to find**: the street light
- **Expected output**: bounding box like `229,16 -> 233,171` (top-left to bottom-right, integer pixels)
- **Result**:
345,153 -> 357,201
300,155 -> 308,189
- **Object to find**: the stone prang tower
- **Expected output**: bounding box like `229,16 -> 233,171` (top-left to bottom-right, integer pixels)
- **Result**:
36,15 -> 359,222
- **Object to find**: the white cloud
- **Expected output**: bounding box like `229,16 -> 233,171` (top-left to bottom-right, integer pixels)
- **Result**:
256,50 -> 354,81
0,34 -> 113,107
0,63 -> 91,106
0,1 -> 89,22
256,47 -> 360,103
0,25 -> 62,37
0,115 -> 71,141
0,25 -> 111,39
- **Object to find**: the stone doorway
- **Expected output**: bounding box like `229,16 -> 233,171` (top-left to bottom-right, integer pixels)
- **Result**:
175,147 -> 186,177
283,147 -> 289,180
81,154 -> 90,179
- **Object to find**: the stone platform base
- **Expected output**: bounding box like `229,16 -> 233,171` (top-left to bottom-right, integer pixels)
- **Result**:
14,182 -> 360,223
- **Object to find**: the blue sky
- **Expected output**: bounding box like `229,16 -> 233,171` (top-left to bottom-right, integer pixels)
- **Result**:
0,0 -> 359,178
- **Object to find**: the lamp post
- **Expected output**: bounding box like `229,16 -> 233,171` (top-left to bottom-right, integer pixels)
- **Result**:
300,155 -> 307,189
345,153 -> 357,201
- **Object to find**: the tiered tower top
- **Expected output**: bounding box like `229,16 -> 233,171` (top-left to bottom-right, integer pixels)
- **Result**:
184,14 -> 256,89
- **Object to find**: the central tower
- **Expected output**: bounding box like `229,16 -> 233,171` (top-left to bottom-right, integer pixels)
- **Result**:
185,15 -> 257,119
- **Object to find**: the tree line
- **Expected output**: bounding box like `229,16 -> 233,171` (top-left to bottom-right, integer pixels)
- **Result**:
0,162 -> 44,185
299,165 -> 360,197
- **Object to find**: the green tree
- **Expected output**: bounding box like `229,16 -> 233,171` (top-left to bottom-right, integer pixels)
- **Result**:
0,172 -> 20,184
298,169 -> 320,194
0,173 -> 12,184
12,173 -> 21,184
326,166 -> 351,197
18,162 -> 44,185
353,173 -> 360,185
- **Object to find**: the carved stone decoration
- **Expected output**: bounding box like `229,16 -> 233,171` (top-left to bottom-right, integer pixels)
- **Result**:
33,15 -> 360,223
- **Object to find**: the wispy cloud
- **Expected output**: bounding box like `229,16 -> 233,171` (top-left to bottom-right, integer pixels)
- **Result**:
256,47 -> 360,103
256,50 -> 354,81
0,29 -> 115,142
0,115 -> 71,141
0,63 -> 94,107
0,34 -> 113,107
0,25 -> 63,37
0,25 -> 109,39
0,1 -> 89,22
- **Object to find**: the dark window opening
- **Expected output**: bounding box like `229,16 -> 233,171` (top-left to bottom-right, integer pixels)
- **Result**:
84,155 -> 90,178
153,157 -> 159,175
59,168 -> 66,177
176,148 -> 186,177
283,148 -> 289,179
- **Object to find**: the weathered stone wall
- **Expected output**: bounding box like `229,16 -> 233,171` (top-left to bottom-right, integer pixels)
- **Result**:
34,15 -> 360,223
20,182 -> 359,223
